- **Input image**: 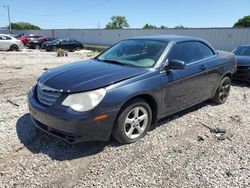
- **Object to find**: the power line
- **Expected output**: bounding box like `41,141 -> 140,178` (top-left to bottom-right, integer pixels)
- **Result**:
13,0 -> 112,17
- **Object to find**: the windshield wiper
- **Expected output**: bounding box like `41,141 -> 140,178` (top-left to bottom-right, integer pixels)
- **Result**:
97,58 -> 126,66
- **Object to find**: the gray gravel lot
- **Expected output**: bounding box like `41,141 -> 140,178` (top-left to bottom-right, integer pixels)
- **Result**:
0,50 -> 249,187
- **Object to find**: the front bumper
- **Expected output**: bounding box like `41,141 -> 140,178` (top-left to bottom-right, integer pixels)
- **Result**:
41,45 -> 51,50
233,66 -> 250,81
17,43 -> 24,50
26,42 -> 40,49
27,89 -> 119,143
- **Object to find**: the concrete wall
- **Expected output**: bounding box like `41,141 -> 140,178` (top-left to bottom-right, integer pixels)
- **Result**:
2,28 -> 250,51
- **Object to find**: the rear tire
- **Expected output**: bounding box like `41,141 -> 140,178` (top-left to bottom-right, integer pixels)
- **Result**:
10,45 -> 19,51
211,76 -> 231,104
112,98 -> 152,144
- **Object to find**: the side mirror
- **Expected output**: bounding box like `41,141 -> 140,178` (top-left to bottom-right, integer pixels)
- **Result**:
168,59 -> 186,70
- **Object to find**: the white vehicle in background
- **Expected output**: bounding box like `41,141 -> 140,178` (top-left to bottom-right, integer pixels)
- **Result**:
0,34 -> 24,51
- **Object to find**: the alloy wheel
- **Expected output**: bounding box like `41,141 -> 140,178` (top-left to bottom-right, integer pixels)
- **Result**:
219,78 -> 230,102
124,106 -> 148,139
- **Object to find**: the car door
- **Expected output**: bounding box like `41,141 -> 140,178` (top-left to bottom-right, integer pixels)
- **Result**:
0,35 -> 10,50
59,39 -> 69,50
196,42 -> 218,98
160,41 -> 209,116
68,40 -> 76,50
0,36 -> 4,50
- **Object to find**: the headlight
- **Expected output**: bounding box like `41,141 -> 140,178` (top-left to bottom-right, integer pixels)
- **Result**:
62,88 -> 106,112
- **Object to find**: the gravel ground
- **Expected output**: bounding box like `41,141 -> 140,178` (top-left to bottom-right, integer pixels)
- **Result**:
0,50 -> 249,188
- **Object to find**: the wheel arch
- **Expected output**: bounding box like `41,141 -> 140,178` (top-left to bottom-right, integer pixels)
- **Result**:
116,93 -> 158,126
9,44 -> 19,51
212,71 -> 232,98
222,72 -> 232,80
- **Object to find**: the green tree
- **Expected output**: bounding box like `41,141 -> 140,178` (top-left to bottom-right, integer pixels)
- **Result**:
175,25 -> 185,29
143,24 -> 157,29
105,16 -> 129,29
233,15 -> 250,27
160,25 -> 168,29
7,22 -> 41,30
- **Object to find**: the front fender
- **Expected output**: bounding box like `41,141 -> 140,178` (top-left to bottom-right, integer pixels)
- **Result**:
100,71 -> 162,115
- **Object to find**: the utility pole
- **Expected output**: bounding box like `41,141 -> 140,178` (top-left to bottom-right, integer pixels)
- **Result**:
3,5 -> 11,32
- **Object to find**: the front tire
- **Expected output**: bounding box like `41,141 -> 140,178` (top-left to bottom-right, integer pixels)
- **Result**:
112,98 -> 152,144
10,45 -> 19,51
211,76 -> 231,104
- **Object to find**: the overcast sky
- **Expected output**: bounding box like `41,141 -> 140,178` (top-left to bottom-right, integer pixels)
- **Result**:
0,0 -> 249,29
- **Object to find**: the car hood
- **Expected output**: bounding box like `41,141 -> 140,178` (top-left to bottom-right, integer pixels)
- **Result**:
17,37 -> 26,41
236,56 -> 250,66
38,59 -> 149,93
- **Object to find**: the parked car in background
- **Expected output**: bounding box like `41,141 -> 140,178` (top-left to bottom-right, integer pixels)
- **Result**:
47,37 -> 58,42
41,38 -> 83,51
8,34 -> 20,38
0,34 -> 24,51
17,34 -> 47,45
26,37 -> 48,49
28,35 -> 236,144
233,45 -> 250,82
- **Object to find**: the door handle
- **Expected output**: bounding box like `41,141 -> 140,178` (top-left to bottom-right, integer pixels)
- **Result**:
199,65 -> 207,71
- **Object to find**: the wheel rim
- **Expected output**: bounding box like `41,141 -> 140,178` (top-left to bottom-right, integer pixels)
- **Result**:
219,79 -> 230,102
124,106 -> 148,139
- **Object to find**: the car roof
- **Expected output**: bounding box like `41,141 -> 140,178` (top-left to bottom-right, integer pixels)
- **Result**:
131,35 -> 205,43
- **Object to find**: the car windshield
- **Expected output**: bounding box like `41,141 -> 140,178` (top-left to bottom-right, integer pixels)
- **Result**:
97,39 -> 168,68
49,39 -> 61,43
233,46 -> 250,56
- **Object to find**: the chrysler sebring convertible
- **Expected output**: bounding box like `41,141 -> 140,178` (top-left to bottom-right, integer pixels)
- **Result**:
28,35 -> 236,144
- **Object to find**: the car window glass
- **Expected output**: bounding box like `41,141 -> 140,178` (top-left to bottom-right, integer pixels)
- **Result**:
169,41 -> 214,64
198,42 -> 215,58
169,42 -> 202,64
98,39 -> 167,68
234,46 -> 250,56
243,48 -> 250,56
61,39 -> 70,44
0,36 -> 11,40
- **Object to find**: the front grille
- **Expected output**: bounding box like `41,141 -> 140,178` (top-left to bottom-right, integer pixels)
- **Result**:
37,85 -> 61,106
31,117 -> 80,143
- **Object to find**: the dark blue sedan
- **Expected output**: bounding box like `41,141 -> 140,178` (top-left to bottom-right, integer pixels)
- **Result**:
233,45 -> 250,82
28,35 -> 236,144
